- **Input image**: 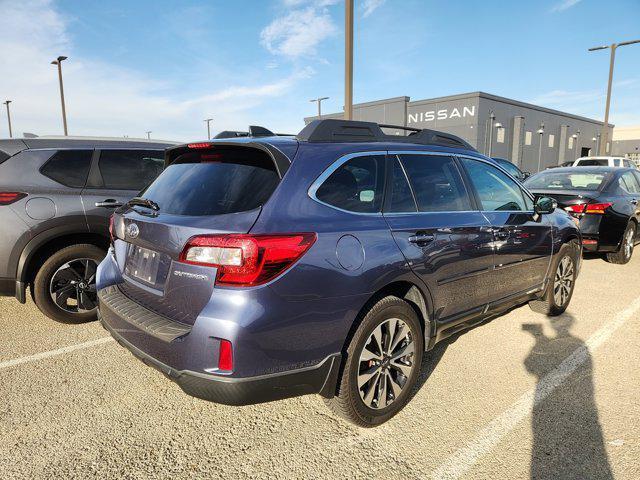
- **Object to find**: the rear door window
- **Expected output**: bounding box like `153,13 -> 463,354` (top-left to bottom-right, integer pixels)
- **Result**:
315,155 -> 385,213
399,154 -> 471,212
619,172 -> 640,194
98,150 -> 164,190
387,158 -> 417,212
40,150 -> 93,188
461,158 -> 528,211
141,148 -> 280,216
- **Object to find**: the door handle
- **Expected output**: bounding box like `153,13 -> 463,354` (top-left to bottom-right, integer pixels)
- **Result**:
95,199 -> 123,208
408,233 -> 435,245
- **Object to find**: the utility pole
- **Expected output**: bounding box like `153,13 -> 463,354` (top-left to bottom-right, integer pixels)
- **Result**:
344,0 -> 354,120
537,123 -> 545,172
51,56 -> 69,136
310,97 -> 329,118
3,100 -> 12,138
204,118 -> 213,140
588,39 -> 640,155
146,131 -> 152,140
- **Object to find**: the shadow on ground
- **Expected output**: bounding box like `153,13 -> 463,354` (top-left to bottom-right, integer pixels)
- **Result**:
523,313 -> 613,480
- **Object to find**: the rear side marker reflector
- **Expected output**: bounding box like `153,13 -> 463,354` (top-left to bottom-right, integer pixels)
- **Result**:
584,203 -> 613,214
179,233 -> 317,287
218,339 -> 233,371
0,192 -> 27,205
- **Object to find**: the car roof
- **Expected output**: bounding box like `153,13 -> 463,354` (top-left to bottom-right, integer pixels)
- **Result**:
537,166 -> 633,174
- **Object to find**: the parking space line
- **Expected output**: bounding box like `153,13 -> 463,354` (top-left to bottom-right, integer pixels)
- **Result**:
431,296 -> 640,480
0,337 -> 114,371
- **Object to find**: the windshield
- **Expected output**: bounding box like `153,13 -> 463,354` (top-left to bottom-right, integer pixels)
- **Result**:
576,159 -> 608,166
525,171 -> 609,191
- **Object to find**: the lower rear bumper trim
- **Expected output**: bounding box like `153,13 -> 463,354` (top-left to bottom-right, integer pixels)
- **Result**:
100,315 -> 342,406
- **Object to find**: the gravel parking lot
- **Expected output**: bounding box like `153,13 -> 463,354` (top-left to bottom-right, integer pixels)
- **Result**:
1,253 -> 639,479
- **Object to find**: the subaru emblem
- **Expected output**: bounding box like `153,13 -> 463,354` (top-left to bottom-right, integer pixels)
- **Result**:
126,223 -> 140,239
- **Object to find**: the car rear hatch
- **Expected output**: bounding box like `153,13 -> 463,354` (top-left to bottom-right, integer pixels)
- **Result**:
110,143 -> 285,325
530,189 -> 601,210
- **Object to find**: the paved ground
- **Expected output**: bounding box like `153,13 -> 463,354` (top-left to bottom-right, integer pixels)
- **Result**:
1,253 -> 639,479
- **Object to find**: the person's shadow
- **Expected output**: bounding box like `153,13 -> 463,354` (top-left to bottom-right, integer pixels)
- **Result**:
523,314 -> 613,479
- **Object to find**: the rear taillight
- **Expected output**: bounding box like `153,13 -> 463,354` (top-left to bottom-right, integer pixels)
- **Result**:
565,204 -> 586,215
179,233 -> 317,287
0,192 -> 27,205
584,202 -> 613,214
109,215 -> 115,243
218,339 -> 233,371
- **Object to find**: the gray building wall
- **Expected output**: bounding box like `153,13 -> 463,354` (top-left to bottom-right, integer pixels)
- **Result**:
306,92 -> 614,173
612,139 -> 640,162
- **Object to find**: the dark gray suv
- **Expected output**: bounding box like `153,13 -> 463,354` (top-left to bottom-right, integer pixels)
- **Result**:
0,136 -> 174,323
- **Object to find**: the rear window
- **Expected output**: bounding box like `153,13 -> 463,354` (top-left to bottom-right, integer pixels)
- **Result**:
576,159 -> 608,166
140,148 -> 279,216
525,172 -> 608,190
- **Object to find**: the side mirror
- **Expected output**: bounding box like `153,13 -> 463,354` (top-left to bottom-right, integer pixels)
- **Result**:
534,196 -> 557,214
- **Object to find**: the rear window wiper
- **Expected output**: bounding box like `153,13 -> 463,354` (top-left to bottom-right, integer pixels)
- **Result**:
127,197 -> 160,211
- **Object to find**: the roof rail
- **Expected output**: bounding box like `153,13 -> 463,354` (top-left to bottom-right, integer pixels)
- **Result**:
213,125 -> 294,139
297,119 -> 476,151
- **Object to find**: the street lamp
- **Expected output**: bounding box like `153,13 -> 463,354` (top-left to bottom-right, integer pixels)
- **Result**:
310,97 -> 329,118
51,56 -> 69,136
537,123 -> 545,173
486,112 -> 496,156
146,131 -> 152,140
3,100 -> 12,138
204,118 -> 213,140
588,39 -> 640,155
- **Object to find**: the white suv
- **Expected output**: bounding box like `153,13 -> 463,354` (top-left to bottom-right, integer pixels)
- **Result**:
573,156 -> 637,168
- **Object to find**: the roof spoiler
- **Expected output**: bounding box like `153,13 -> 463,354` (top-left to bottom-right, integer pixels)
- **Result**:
296,119 -> 476,151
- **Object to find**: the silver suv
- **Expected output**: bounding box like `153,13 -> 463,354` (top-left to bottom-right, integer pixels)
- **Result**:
0,136 -> 174,322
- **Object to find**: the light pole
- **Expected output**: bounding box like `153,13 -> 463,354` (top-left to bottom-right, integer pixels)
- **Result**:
51,56 -> 69,136
588,39 -> 640,155
146,131 -> 152,140
204,118 -> 213,140
310,97 -> 329,119
3,100 -> 12,138
574,130 -> 581,160
344,0 -> 354,120
486,112 -> 496,156
537,123 -> 545,172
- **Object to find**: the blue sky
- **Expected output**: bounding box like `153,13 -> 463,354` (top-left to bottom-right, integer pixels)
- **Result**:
0,0 -> 639,140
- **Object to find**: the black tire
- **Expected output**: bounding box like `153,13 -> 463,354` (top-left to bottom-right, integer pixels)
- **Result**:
529,242 -> 579,316
324,296 -> 424,427
606,221 -> 636,265
33,244 -> 106,323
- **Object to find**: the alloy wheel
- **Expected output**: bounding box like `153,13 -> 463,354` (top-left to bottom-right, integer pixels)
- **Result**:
357,318 -> 415,410
624,226 -> 635,259
553,256 -> 574,307
49,258 -> 99,314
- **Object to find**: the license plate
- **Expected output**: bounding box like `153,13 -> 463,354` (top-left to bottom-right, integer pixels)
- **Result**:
125,245 -> 162,286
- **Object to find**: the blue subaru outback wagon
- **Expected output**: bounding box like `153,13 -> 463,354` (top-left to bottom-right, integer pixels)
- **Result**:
97,120 -> 581,427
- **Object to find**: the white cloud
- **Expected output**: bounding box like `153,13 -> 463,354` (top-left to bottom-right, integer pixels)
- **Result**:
361,0 -> 386,17
0,0 -> 312,140
260,5 -> 338,58
550,0 -> 582,13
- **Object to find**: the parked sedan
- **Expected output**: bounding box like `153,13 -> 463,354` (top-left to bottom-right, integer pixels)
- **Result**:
491,157 -> 529,181
525,166 -> 640,264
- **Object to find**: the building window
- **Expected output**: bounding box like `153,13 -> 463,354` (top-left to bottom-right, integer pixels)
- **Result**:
606,142 -> 611,153
548,134 -> 555,148
496,128 -> 505,143
525,131 -> 532,146
568,137 -> 574,150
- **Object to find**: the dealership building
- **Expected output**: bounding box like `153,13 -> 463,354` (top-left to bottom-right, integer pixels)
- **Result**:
305,92 -> 615,173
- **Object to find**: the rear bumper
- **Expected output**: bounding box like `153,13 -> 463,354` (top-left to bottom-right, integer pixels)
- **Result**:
101,317 -> 340,405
